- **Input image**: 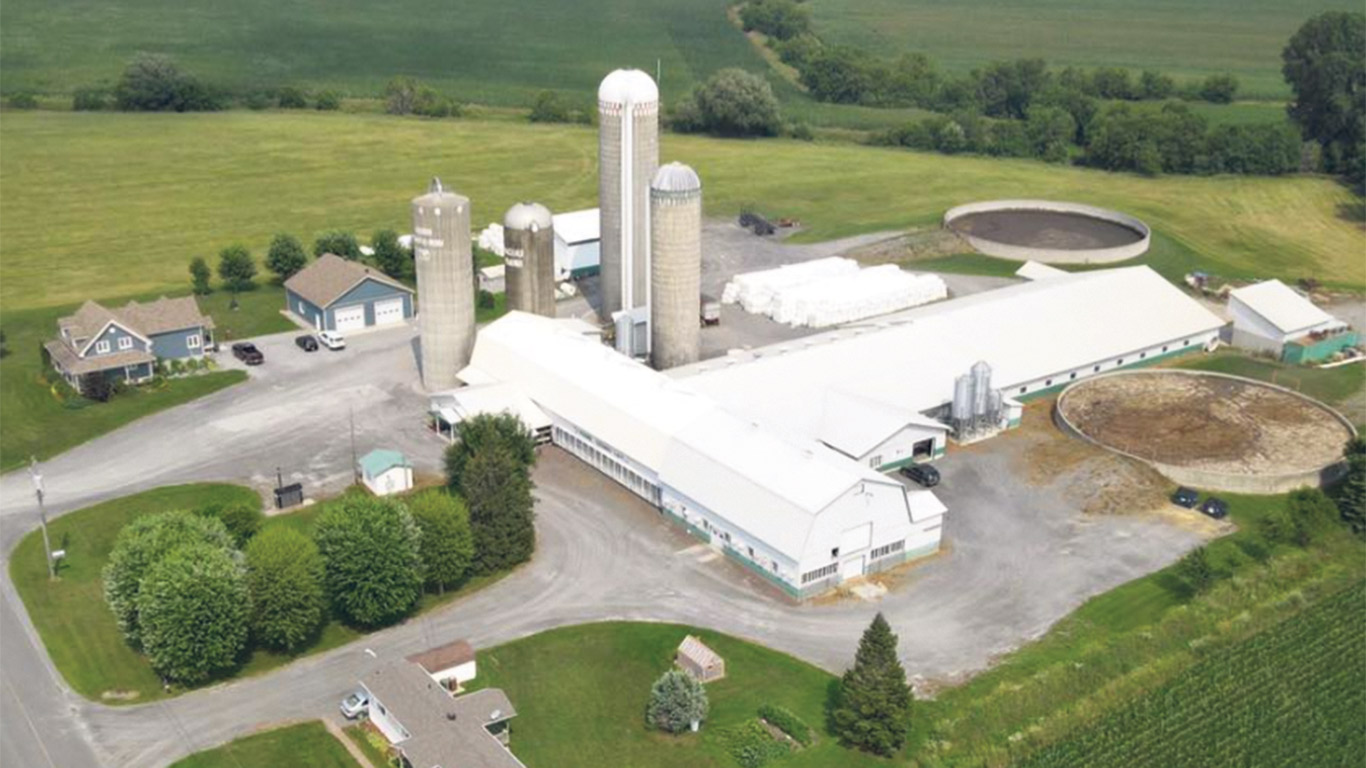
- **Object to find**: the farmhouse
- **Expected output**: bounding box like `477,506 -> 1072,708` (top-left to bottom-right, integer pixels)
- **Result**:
1228,279 -> 1357,363
552,207 -> 600,280
284,254 -> 414,333
358,449 -> 413,497
361,657 -> 523,768
407,638 -> 478,692
45,296 -> 214,394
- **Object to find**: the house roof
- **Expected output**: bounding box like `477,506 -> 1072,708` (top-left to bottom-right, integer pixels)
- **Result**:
45,340 -> 155,375
407,639 -> 475,675
677,635 -> 722,669
117,296 -> 214,335
58,300 -> 123,343
361,661 -> 522,768
1229,279 -> 1340,335
285,254 -> 413,309
552,209 -> 599,245
359,449 -> 408,477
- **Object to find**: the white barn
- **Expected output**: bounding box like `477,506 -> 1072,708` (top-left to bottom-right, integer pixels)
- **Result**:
552,208 -> 601,281
1228,280 -> 1354,363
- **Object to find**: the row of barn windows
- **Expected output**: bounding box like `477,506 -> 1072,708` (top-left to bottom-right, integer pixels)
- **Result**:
552,425 -> 661,505
1016,339 -> 1191,396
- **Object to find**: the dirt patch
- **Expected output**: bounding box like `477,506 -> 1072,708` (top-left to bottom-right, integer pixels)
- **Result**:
846,228 -> 969,264
948,210 -> 1143,250
1060,373 -> 1351,476
101,690 -> 140,701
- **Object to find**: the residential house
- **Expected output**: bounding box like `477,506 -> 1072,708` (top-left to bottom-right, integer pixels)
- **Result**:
284,254 -> 414,333
45,296 -> 214,394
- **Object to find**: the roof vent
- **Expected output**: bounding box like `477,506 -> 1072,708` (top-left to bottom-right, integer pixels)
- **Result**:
490,709 -> 503,721
429,177 -> 445,194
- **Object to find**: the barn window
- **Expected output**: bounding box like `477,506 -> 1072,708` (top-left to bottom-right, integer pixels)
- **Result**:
1069,372 -> 1077,380
831,547 -> 839,559
1162,345 -> 1169,352
1183,339 -> 1190,346
1045,378 -> 1053,386
1093,365 -> 1101,373
1117,358 -> 1125,365
1140,352 -> 1147,359
1018,386 -> 1027,394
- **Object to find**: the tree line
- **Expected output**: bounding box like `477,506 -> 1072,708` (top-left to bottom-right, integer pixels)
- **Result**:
100,412 -> 537,686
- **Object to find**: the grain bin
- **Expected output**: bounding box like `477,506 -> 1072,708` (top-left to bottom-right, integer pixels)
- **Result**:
597,69 -> 659,320
649,162 -> 702,369
412,178 -> 475,390
503,202 -> 556,317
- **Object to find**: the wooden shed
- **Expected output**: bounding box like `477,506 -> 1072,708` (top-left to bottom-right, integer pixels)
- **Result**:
675,635 -> 725,683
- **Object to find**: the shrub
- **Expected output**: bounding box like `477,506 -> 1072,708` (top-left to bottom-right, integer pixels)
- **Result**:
245,527 -> 327,651
276,86 -> 308,109
720,719 -> 790,768
1175,545 -> 1215,592
1198,73 -> 1239,104
757,704 -> 812,746
102,510 -> 234,646
408,490 -> 474,593
477,288 -> 497,310
136,542 -> 249,684
371,229 -> 410,279
114,53 -> 223,112
266,233 -> 309,280
738,0 -> 811,41
243,90 -> 274,110
1338,452 -> 1366,535
646,669 -> 709,733
79,372 -> 114,402
7,92 -> 39,109
384,76 -> 418,115
675,68 -> 782,137
1285,487 -> 1337,546
314,90 -> 342,111
195,502 -> 263,547
314,495 -> 423,628
73,87 -> 111,111
313,230 -> 362,260
529,90 -> 572,123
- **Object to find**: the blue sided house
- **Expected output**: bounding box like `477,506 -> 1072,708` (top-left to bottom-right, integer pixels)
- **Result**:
45,296 -> 215,394
284,254 -> 414,333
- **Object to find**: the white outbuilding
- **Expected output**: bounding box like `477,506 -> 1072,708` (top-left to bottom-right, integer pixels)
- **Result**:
552,208 -> 601,281
1228,280 -> 1356,363
359,449 -> 413,496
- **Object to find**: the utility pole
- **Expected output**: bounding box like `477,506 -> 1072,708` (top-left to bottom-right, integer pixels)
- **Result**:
28,457 -> 55,580
349,407 -> 360,485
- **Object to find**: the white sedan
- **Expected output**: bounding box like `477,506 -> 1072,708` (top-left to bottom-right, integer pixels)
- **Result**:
339,689 -> 369,719
318,330 -> 346,350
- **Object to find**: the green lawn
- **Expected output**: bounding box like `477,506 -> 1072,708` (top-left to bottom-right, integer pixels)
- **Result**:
9,484 -> 508,704
809,0 -> 1357,100
2,111 -> 1361,316
472,622 -> 883,768
170,721 -> 362,768
1173,350 -> 1365,411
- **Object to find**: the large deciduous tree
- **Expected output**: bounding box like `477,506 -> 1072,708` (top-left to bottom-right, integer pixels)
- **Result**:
463,447 -> 536,574
832,612 -> 912,756
103,511 -> 234,646
645,669 -> 709,733
370,229 -> 410,279
408,490 -> 475,593
444,412 -> 537,496
217,244 -> 257,293
313,230 -> 362,260
314,495 -> 423,627
136,543 -> 250,684
1282,11 -> 1366,185
265,233 -> 308,281
245,527 -> 327,651
674,68 -> 782,137
189,257 -> 212,295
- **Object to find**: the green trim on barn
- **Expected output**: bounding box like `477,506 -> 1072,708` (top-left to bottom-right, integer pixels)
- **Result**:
569,264 -> 601,279
1282,331 -> 1358,364
661,507 -> 711,545
723,547 -> 801,599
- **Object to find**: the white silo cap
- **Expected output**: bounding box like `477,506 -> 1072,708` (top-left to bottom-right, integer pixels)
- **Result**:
651,162 -> 701,193
598,69 -> 659,104
503,202 -> 554,231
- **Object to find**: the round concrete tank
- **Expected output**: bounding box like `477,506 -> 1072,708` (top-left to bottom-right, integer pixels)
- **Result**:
412,178 -> 475,391
598,69 -> 659,320
503,202 -> 556,317
649,162 -> 702,369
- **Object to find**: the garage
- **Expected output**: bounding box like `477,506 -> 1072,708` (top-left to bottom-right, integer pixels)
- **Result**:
374,297 -> 406,326
334,305 -> 366,332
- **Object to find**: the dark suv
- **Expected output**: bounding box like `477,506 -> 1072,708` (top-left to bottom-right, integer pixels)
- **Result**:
231,342 -> 264,365
899,463 -> 940,488
1199,497 -> 1229,520
1171,487 -> 1199,508
295,335 -> 319,352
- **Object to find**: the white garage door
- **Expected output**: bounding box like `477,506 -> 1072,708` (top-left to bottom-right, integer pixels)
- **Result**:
840,556 -> 865,581
334,305 -> 365,332
373,297 -> 405,326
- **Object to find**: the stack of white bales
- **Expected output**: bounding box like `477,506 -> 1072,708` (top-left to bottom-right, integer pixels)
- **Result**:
721,257 -> 859,315
771,267 -> 947,327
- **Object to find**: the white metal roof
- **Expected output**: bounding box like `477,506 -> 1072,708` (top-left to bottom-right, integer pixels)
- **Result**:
1229,279 -> 1339,335
1015,260 -> 1068,281
430,382 -> 550,432
818,389 -> 948,458
552,208 -> 600,245
675,267 -> 1225,442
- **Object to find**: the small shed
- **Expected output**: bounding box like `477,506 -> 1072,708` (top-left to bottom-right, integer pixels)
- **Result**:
359,449 -> 413,497
407,638 -> 478,691
675,635 -> 725,683
1228,280 -> 1356,363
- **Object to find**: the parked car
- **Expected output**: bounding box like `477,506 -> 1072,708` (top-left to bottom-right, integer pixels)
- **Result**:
899,463 -> 940,488
1171,487 -> 1199,508
231,342 -> 264,365
1199,497 -> 1229,520
700,295 -> 721,326
318,330 -> 346,350
339,689 -> 369,719
295,335 -> 319,352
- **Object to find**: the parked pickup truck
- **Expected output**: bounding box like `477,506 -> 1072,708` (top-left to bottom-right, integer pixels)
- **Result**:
231,342 -> 264,365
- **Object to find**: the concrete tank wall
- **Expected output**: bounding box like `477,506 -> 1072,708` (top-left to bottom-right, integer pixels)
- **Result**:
943,199 -> 1151,265
650,164 -> 702,369
412,180 -> 475,390
598,74 -> 659,319
504,203 -> 557,317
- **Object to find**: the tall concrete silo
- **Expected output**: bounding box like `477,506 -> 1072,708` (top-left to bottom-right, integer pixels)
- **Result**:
650,162 -> 702,369
412,178 -> 475,391
503,202 -> 556,317
598,69 -> 659,325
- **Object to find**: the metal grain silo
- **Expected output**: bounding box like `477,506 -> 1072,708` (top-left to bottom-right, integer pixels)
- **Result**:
649,162 -> 702,369
503,202 -> 556,317
598,69 -> 659,321
412,178 -> 475,391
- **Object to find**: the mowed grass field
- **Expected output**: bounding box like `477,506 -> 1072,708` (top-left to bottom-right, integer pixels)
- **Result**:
170,721 -> 361,768
809,0 -> 1358,99
2,110 -> 1362,316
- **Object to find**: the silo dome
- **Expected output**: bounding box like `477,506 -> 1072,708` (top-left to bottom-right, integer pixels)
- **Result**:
598,69 -> 659,104
503,202 -> 553,232
651,162 -> 701,194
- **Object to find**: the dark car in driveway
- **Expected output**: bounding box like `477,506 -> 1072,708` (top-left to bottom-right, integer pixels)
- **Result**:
295,335 -> 319,352
1199,497 -> 1229,520
231,342 -> 264,365
1171,487 -> 1199,508
899,463 -> 940,488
